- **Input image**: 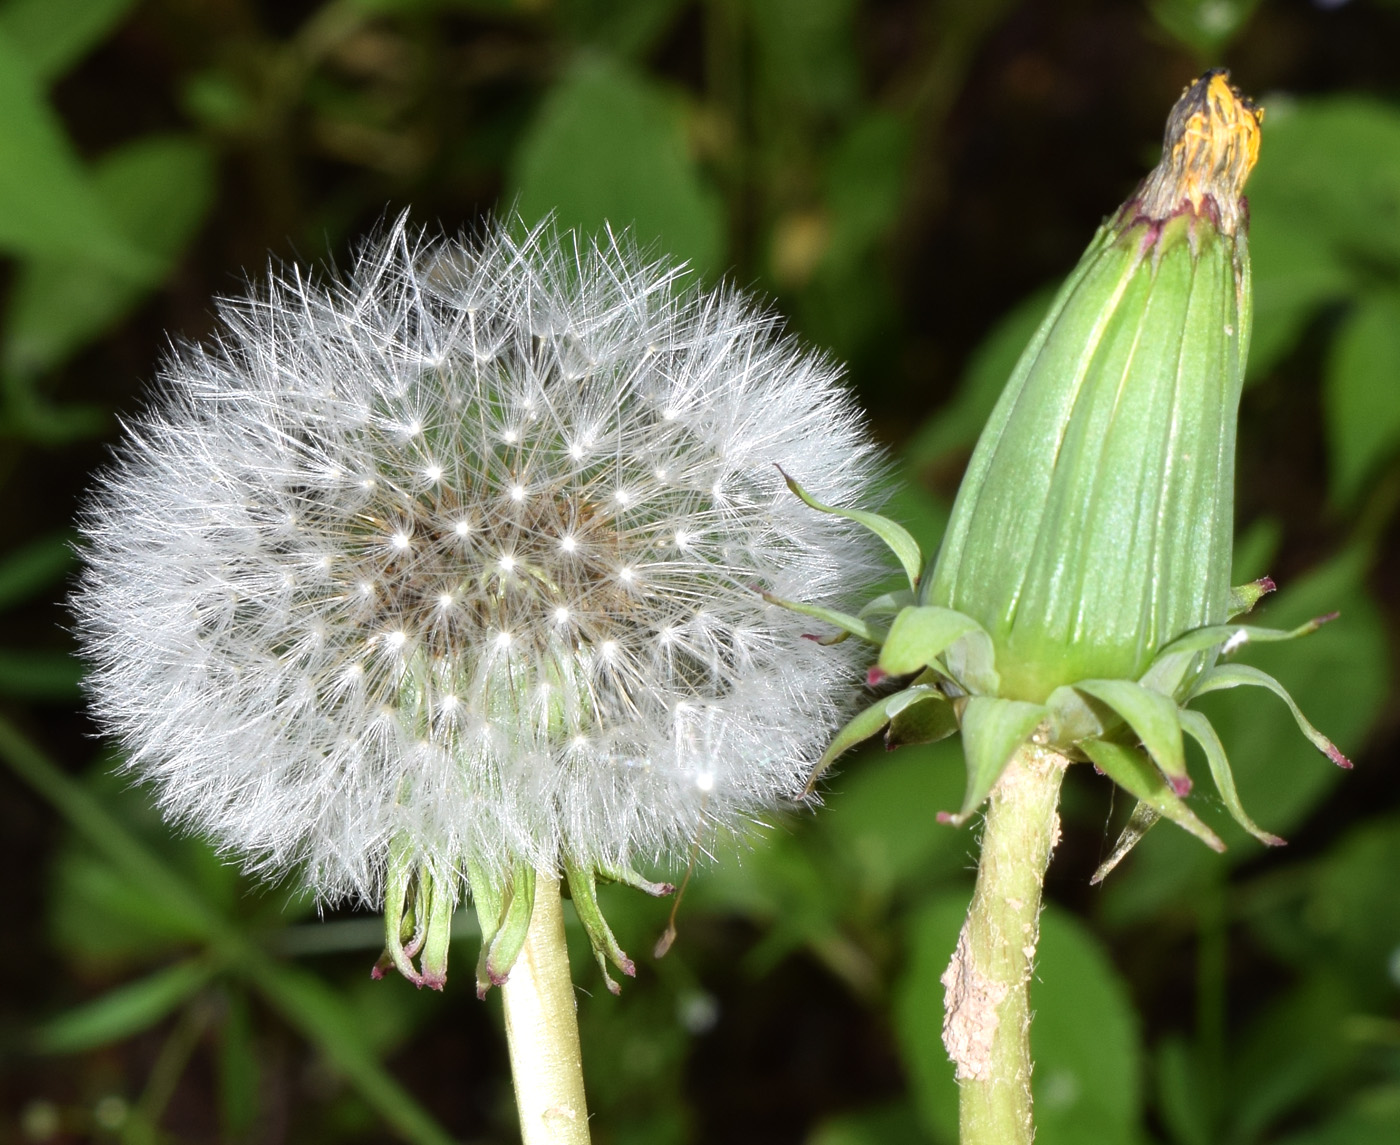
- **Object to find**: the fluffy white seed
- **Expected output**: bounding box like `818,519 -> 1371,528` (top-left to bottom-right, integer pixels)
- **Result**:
73,217 -> 883,904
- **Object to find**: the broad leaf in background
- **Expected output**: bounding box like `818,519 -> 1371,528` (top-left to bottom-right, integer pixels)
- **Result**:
1304,815 -> 1400,1002
3,135 -> 216,378
1247,97 -> 1400,379
1223,974 -> 1361,1143
1323,290 -> 1400,507
897,894 -> 1141,1145
0,28 -> 146,271
510,56 -> 724,276
0,0 -> 137,84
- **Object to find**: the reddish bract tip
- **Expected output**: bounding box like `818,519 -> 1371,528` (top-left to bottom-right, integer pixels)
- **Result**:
1256,576 -> 1277,595
1316,611 -> 1341,627
936,810 -> 956,825
421,973 -> 446,992
1170,775 -> 1193,797
867,666 -> 887,687
370,965 -> 386,980
1326,743 -> 1354,770
1262,834 -> 1288,848
620,956 -> 637,978
801,633 -> 821,642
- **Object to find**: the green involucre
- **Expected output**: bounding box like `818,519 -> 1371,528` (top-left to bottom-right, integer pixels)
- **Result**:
926,212 -> 1249,703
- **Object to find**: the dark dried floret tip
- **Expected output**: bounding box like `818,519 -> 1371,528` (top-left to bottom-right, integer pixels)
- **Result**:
1137,68 -> 1263,234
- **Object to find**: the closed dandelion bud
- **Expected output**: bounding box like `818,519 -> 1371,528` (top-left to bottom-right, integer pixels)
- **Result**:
927,69 -> 1258,701
788,72 -> 1350,864
74,218 -> 882,993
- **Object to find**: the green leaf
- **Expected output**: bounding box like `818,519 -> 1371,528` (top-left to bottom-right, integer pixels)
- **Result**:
1075,678 -> 1189,796
950,697 -> 1045,824
0,532 -> 72,609
780,466 -> 923,590
0,29 -> 144,269
1155,1036 -> 1214,1145
1304,816 -> 1400,1002
255,965 -> 458,1145
822,110 -> 911,268
0,720 -> 454,1145
1225,975 -> 1362,1143
1244,98 -> 1400,377
218,987 -> 260,1140
905,287 -> 1056,469
1178,707 -> 1284,847
34,959 -> 213,1053
1323,290 -> 1400,506
877,605 -> 990,683
509,57 -> 724,276
897,895 -> 1142,1145
49,845 -> 210,961
1249,98 -> 1400,271
0,0 -> 136,83
1081,739 -> 1223,853
4,134 -> 216,377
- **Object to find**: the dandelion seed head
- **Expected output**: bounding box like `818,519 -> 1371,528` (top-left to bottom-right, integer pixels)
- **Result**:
73,216 -> 882,907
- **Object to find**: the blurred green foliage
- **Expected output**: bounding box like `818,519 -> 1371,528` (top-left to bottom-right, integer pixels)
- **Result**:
3,1 -> 1400,1143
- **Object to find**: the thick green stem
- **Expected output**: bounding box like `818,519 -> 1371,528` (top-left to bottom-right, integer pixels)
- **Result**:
500,873 -> 592,1145
942,742 -> 1068,1145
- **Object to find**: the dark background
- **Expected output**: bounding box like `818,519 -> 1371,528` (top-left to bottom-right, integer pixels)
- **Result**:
3,1 -> 1400,1143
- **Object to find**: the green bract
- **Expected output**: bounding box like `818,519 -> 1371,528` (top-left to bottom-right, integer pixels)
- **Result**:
784,71 -> 1350,871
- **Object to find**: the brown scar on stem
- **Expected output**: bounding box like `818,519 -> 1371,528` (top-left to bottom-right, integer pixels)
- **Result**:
941,921 -> 1009,1082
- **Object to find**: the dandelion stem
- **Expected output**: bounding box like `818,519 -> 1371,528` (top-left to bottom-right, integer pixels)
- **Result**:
501,874 -> 591,1145
941,742 -> 1067,1145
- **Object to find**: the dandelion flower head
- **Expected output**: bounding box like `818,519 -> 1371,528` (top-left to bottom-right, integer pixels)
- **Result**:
74,218 -> 881,984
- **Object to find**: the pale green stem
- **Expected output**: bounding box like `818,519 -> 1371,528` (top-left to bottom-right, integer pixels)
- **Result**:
942,742 -> 1068,1145
500,873 -> 592,1145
